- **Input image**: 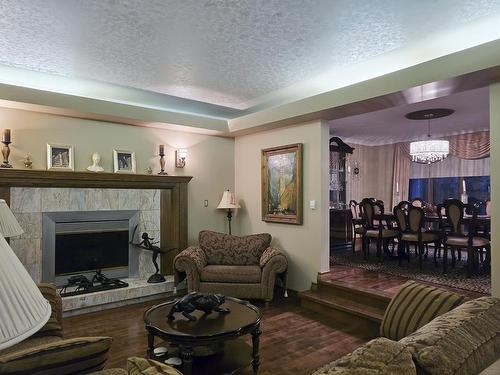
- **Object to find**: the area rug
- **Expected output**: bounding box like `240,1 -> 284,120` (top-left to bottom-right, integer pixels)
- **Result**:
331,249 -> 490,294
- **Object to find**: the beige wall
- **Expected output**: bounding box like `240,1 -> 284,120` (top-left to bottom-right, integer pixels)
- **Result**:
347,143 -> 395,205
0,107 -> 234,244
490,83 -> 500,297
235,121 -> 330,292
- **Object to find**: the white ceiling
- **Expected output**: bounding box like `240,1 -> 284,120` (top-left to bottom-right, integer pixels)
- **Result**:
1,0 -> 500,110
329,86 -> 489,145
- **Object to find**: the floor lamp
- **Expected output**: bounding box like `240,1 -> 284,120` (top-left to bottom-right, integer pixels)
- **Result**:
0,199 -> 51,350
217,190 -> 240,235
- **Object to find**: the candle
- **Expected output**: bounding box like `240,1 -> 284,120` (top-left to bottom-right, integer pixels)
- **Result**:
463,179 -> 466,193
2,129 -> 10,143
159,144 -> 164,155
396,182 -> 399,194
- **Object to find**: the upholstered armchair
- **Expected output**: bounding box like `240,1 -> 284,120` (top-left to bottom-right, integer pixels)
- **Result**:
174,231 -> 288,302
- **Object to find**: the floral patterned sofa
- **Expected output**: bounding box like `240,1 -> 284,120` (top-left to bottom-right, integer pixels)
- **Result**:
174,231 -> 288,302
312,281 -> 500,375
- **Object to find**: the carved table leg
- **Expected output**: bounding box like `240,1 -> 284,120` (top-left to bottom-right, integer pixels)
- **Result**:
147,333 -> 155,359
251,326 -> 262,373
181,346 -> 194,375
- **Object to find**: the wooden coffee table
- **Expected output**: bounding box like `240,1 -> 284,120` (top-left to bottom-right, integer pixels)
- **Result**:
144,297 -> 262,375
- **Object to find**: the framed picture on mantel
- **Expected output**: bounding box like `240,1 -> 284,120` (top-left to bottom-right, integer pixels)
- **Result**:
47,144 -> 74,171
261,143 -> 303,224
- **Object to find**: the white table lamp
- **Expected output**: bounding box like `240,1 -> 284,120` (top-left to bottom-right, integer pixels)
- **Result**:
0,199 -> 51,350
217,190 -> 240,235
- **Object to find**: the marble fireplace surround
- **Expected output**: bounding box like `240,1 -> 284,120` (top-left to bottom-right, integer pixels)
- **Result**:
0,170 -> 192,314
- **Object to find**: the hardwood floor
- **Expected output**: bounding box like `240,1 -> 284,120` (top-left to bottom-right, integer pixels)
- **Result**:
64,295 -> 370,374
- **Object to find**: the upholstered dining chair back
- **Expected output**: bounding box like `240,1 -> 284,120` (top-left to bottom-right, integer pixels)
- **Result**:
411,198 -> 425,208
349,200 -> 361,220
408,206 -> 425,233
393,205 -> 407,233
486,200 -> 492,216
360,198 -> 375,229
373,200 -> 384,215
444,199 -> 466,235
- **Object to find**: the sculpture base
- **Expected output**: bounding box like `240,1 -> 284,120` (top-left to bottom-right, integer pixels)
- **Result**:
0,162 -> 12,168
148,273 -> 166,284
158,171 -> 168,175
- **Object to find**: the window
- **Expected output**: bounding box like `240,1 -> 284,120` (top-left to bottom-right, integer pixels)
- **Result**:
409,176 -> 490,212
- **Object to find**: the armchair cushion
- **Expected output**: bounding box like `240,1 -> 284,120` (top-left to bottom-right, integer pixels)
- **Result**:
34,283 -> 63,338
199,231 -> 271,266
201,265 -> 262,283
0,336 -> 112,375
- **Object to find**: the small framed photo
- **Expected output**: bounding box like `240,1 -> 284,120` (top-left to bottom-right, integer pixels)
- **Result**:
47,144 -> 74,171
113,149 -> 136,174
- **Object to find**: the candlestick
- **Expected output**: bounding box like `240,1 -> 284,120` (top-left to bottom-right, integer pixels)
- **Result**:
158,149 -> 167,175
2,129 -> 10,143
159,144 -> 164,156
1,140 -> 12,168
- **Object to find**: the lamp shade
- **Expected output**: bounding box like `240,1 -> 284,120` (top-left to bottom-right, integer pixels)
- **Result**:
217,190 -> 240,209
0,234 -> 51,350
0,199 -> 23,237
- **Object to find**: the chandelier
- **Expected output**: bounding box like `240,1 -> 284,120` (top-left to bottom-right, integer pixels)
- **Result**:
406,108 -> 454,165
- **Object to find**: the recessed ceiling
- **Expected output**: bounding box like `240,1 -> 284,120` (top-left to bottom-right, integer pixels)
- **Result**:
0,0 -> 500,110
329,87 -> 489,145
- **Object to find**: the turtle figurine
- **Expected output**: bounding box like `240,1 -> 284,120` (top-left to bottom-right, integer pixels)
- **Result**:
167,292 -> 230,321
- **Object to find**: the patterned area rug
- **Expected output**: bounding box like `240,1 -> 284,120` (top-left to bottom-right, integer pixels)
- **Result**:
331,249 -> 490,294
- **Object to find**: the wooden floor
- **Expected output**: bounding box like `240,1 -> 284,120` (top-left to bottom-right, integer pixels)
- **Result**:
64,295 -> 370,375
324,264 -> 486,299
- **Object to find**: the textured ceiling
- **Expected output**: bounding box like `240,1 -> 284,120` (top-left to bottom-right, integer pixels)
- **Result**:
329,87 -> 489,146
0,0 -> 500,109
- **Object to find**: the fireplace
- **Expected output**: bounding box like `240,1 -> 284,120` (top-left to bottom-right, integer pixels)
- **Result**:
42,210 -> 140,286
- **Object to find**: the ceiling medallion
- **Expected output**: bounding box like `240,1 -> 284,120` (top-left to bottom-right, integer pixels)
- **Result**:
406,108 -> 454,165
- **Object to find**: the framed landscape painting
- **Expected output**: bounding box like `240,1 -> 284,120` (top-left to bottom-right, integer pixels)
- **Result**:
261,143 -> 303,224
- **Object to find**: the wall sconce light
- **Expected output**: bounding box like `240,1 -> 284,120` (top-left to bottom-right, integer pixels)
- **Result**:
175,149 -> 187,168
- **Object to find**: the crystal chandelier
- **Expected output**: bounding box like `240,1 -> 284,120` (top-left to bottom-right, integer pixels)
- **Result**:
406,108 -> 453,165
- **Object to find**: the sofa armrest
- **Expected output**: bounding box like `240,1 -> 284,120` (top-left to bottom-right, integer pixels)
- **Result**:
173,246 -> 207,291
36,283 -> 63,337
260,247 -> 287,268
0,336 -> 112,374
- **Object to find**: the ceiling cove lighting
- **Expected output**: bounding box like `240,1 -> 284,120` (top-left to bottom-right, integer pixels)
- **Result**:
406,108 -> 454,165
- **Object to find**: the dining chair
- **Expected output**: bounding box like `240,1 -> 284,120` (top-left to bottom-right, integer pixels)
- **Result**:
393,203 -> 410,265
401,206 -> 441,270
440,199 -> 490,276
360,198 -> 397,262
349,200 -> 365,253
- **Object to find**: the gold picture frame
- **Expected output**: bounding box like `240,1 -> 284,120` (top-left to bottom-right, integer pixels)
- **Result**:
261,143 -> 303,224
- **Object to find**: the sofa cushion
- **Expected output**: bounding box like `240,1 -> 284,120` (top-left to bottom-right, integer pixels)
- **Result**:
90,369 -> 128,375
201,265 -> 262,283
127,357 -> 182,374
380,281 -> 462,341
479,358 -> 500,375
0,336 -> 112,375
400,296 -> 500,375
199,230 -> 271,266
312,337 -> 416,375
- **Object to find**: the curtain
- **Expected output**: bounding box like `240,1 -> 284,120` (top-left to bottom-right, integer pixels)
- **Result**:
448,131 -> 490,159
392,143 -> 410,208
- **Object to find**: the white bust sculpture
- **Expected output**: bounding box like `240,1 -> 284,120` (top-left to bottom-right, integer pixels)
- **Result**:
87,152 -> 104,172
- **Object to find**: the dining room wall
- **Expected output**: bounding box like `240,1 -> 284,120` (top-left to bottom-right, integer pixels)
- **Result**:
346,143 -> 395,205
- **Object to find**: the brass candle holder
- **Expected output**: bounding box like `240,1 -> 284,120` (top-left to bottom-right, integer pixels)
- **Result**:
1,141 -> 12,168
158,152 -> 168,175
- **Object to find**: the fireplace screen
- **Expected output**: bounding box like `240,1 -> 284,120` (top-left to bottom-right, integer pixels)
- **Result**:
55,230 -> 129,276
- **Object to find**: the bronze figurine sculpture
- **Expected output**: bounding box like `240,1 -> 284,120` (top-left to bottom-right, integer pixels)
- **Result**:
167,292 -> 230,321
130,225 -> 166,283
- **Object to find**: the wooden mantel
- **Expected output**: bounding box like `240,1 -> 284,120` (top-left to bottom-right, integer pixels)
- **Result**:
0,169 -> 193,276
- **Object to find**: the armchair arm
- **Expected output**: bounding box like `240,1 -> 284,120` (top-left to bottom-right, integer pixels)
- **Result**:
173,246 -> 207,292
260,247 -> 288,302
